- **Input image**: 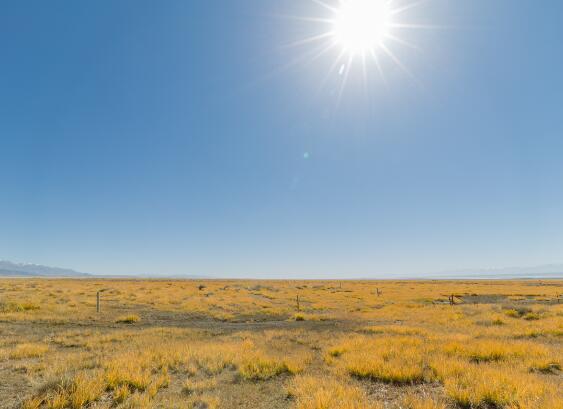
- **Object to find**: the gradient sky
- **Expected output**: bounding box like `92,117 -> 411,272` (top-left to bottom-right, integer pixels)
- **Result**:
1,1 -> 562,277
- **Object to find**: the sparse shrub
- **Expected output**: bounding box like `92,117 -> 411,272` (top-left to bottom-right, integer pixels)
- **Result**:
523,312 -> 541,320
530,361 -> 561,374
328,347 -> 346,358
294,313 -> 305,321
504,309 -> 521,318
20,301 -> 41,311
503,305 -> 533,318
519,329 -> 542,338
115,314 -> 140,324
0,301 -> 40,313
491,318 -> 505,326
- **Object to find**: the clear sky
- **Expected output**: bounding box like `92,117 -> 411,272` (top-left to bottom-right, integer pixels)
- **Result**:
1,1 -> 562,278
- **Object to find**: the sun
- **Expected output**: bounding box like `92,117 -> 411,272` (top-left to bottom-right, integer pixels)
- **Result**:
281,0 -> 436,95
332,0 -> 391,56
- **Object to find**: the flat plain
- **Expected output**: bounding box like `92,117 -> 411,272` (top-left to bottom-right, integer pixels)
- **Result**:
0,279 -> 561,409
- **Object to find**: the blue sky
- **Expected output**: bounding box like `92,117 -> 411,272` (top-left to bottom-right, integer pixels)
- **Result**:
1,1 -> 562,277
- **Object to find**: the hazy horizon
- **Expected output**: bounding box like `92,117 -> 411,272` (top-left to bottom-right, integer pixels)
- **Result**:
2,258 -> 563,280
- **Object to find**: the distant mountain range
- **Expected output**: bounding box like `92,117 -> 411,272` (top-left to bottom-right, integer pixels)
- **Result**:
0,260 -> 89,277
0,259 -> 561,279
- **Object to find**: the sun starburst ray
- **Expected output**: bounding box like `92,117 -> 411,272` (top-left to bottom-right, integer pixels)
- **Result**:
273,15 -> 335,24
310,0 -> 339,13
384,34 -> 421,51
380,43 -> 419,84
282,31 -> 336,49
370,49 -> 387,85
337,54 -> 354,104
318,48 -> 348,92
389,23 -> 450,29
388,1 -> 427,16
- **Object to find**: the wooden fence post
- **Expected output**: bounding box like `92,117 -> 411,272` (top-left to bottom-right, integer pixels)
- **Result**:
296,295 -> 300,312
96,291 -> 100,313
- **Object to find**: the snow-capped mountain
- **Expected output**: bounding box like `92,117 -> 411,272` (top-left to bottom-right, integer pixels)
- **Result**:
0,260 -> 89,277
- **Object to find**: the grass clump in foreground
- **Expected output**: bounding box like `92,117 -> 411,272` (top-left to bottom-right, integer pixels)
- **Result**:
431,358 -> 561,409
239,354 -> 291,380
31,372 -> 105,409
443,365 -> 549,408
327,336 -> 430,384
238,349 -> 309,380
287,375 -> 382,409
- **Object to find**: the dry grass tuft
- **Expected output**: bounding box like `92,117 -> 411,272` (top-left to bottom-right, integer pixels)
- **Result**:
443,339 -> 547,363
9,343 -> 49,359
288,375 -> 383,409
105,354 -> 152,391
239,353 -> 292,380
67,372 -> 106,409
21,398 -> 42,409
328,336 -> 430,384
436,361 -> 555,408
36,372 -> 105,409
113,384 -> 131,403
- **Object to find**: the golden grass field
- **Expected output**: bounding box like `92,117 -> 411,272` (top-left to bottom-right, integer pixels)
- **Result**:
0,279 -> 561,409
